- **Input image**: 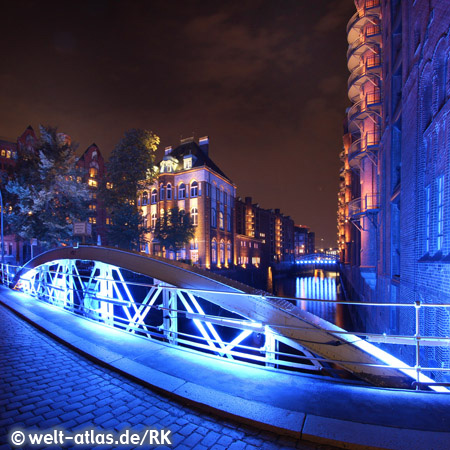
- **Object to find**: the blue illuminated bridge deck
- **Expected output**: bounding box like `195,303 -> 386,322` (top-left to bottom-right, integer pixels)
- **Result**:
2,249 -> 450,449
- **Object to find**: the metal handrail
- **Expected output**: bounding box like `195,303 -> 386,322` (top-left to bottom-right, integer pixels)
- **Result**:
348,57 -> 382,89
347,3 -> 381,36
7,259 -> 450,391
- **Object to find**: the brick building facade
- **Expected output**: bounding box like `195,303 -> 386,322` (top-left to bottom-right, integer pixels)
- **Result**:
139,137 -> 236,269
340,0 -> 450,373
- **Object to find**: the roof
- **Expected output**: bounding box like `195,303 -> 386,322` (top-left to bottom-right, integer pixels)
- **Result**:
163,139 -> 232,183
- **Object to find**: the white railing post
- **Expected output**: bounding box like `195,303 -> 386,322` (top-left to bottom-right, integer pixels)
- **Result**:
415,300 -> 421,390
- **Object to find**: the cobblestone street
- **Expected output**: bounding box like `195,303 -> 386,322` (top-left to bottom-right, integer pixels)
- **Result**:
0,305 -> 337,450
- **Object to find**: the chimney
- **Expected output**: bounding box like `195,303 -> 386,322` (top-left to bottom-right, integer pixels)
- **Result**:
199,136 -> 209,157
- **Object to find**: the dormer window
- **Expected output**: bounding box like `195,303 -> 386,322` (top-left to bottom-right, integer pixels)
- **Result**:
184,157 -> 192,170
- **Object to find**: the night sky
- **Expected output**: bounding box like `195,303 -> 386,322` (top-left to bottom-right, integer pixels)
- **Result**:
1,0 -> 355,249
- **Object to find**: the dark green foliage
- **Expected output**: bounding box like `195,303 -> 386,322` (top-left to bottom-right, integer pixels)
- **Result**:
5,125 -> 90,246
100,129 -> 160,249
153,207 -> 196,253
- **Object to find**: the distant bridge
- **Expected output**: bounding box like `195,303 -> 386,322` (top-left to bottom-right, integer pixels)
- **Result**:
10,246 -> 445,391
295,253 -> 338,266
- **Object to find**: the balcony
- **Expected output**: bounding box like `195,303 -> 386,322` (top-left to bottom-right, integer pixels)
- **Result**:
348,54 -> 382,102
348,193 -> 380,218
347,21 -> 382,71
347,0 -> 381,43
348,131 -> 380,168
347,91 -> 382,133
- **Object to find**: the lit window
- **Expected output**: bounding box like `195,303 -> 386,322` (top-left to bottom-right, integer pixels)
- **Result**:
191,207 -> 198,226
211,208 -> 217,228
224,192 -> 228,206
151,213 -> 157,228
227,213 -> 231,232
179,183 -> 186,199
1,150 -> 5,157
167,183 -> 172,200
88,179 -> 98,188
437,175 -> 444,250
106,182 -> 113,189
89,167 -> 98,178
190,181 -> 198,197
425,185 -> 430,253
220,240 -> 225,264
151,189 -> 157,203
227,242 -> 232,263
184,157 -> 192,170
6,150 -> 11,158
142,192 -> 148,206
160,185 -> 165,201
211,239 -> 217,264
106,218 -> 112,225
219,211 -> 224,230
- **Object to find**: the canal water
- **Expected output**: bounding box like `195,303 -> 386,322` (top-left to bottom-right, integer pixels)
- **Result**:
273,268 -> 352,330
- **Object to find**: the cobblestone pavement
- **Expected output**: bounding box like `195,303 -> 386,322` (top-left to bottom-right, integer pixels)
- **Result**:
0,304 -> 339,450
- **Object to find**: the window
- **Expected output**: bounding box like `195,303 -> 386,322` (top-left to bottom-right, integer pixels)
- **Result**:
89,167 -> 98,178
184,157 -> 192,170
88,179 -> 98,188
179,183 -> 186,199
142,192 -> 148,206
224,192 -> 228,206
160,185 -> 165,201
220,240 -> 225,265
227,213 -> 231,232
151,213 -> 157,229
425,185 -> 430,253
106,182 -> 113,189
227,241 -> 232,263
211,239 -> 217,264
190,181 -> 198,197
437,176 -> 444,250
219,211 -> 224,230
151,189 -> 157,203
167,183 -> 172,200
211,208 -> 217,228
191,207 -> 198,226
1,150 -> 5,157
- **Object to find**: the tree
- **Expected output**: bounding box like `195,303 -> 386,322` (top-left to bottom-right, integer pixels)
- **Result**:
5,125 -> 90,247
153,207 -> 196,257
100,129 -> 160,250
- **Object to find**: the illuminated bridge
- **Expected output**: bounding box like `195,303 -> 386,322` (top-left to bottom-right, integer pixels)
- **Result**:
8,245 -> 445,392
295,253 -> 338,266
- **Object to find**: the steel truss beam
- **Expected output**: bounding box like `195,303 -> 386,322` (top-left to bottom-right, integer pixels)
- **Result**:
17,258 -> 321,373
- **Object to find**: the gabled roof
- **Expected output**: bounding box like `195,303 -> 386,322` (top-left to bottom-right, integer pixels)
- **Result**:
164,139 -> 232,183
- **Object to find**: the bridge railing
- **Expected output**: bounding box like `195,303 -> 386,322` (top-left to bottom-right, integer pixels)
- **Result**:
5,261 -> 450,392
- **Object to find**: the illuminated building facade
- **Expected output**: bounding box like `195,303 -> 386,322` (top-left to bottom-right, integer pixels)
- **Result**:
340,0 -> 450,372
76,143 -> 107,244
294,225 -> 315,258
139,137 -> 236,269
235,196 -> 295,267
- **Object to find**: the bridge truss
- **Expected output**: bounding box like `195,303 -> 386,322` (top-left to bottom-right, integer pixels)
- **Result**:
17,258 -> 322,373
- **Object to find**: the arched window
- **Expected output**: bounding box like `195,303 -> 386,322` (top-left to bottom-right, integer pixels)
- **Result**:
220,240 -> 225,264
211,208 -> 217,228
211,239 -> 217,264
179,183 -> 186,199
190,181 -> 198,197
167,183 -> 172,200
151,189 -> 157,203
227,241 -> 232,263
219,211 -> 224,230
137,196 -> 141,206
142,192 -> 148,206
227,212 -> 231,232
191,207 -> 198,226
151,213 -> 157,228
160,185 -> 165,201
